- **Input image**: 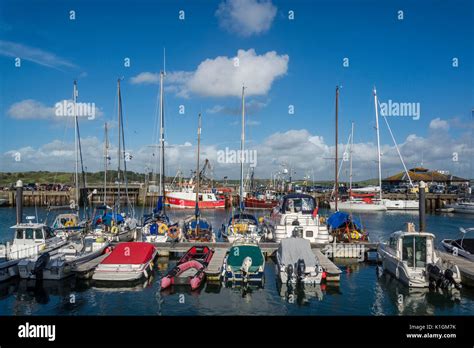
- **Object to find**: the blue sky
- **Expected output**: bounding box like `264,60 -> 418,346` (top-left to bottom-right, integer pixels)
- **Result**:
0,0 -> 473,180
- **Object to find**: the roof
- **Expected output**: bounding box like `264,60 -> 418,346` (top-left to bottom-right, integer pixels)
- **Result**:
391,231 -> 435,239
384,167 -> 468,182
10,223 -> 47,229
102,242 -> 155,264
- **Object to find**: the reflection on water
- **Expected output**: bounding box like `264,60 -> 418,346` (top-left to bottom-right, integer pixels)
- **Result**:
1,207 -> 474,315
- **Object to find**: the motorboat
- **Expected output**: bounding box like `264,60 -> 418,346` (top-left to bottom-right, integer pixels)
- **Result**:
0,219 -> 68,282
446,201 -> 474,214
221,212 -> 263,243
441,227 -> 474,261
276,237 -> 325,284
92,242 -> 157,282
161,246 -> 214,290
17,235 -> 110,280
382,199 -> 419,211
327,211 -> 369,242
222,237 -> 265,284
378,223 -> 462,289
265,193 -> 331,243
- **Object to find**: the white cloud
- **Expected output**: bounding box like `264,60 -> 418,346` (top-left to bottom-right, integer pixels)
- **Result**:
7,99 -> 103,121
136,49 -> 287,98
216,0 -> 277,37
0,40 -> 77,70
429,117 -> 450,131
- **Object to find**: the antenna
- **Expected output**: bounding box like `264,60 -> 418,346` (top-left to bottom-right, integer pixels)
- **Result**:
163,47 -> 166,75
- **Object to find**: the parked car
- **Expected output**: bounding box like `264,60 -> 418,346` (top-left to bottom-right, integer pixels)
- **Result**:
390,186 -> 407,194
447,185 -> 459,194
429,185 -> 445,194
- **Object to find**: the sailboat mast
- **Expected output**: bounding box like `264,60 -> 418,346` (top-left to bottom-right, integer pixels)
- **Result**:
117,79 -> 122,213
73,81 -> 79,210
335,86 -> 339,210
349,121 -> 354,194
195,113 -> 201,219
373,87 -> 383,201
104,122 -> 109,204
240,86 -> 245,211
159,71 -> 166,213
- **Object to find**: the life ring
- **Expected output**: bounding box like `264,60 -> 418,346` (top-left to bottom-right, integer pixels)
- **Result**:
158,224 -> 169,235
64,220 -> 75,227
351,231 -> 360,240
167,226 -> 180,240
111,226 -> 119,234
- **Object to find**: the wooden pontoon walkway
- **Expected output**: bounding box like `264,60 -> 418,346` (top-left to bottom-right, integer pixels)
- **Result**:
313,249 -> 342,281
438,250 -> 474,287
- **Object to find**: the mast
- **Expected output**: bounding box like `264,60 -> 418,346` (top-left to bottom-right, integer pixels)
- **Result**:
334,86 -> 339,210
159,70 -> 166,215
195,113 -> 202,220
349,121 -> 354,195
240,85 -> 245,211
103,122 -> 109,204
373,87 -> 383,201
73,81 -> 79,210
117,79 -> 122,213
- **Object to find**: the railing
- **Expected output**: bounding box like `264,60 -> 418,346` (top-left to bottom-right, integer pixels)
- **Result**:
0,242 -> 45,261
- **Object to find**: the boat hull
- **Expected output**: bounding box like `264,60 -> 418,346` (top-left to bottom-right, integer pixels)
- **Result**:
383,199 -> 419,210
330,201 -> 387,212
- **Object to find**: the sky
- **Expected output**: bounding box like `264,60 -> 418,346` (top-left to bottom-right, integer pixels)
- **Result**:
0,0 -> 473,181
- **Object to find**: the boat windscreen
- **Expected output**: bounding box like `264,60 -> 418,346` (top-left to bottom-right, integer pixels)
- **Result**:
402,236 -> 427,268
282,196 -> 315,214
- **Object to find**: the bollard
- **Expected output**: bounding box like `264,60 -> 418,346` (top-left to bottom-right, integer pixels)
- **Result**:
15,180 -> 23,224
419,181 -> 426,232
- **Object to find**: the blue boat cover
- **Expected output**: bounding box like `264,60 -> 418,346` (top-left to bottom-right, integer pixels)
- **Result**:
327,211 -> 362,230
190,219 -> 210,229
94,212 -> 125,226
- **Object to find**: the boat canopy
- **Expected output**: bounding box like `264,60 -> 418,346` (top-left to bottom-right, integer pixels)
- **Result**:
281,194 -> 316,214
278,238 -> 317,266
102,242 -> 155,264
227,244 -> 264,272
189,219 -> 210,230
94,212 -> 124,226
327,211 -> 362,230
228,213 -> 258,225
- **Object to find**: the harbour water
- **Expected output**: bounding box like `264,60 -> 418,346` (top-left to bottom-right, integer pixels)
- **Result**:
1,207 -> 473,316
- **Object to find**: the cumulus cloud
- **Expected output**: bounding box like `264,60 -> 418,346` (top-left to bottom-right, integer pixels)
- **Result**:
7,99 -> 103,121
429,117 -> 450,131
130,49 -> 288,98
0,40 -> 77,70
3,120 -> 472,180
216,0 -> 277,37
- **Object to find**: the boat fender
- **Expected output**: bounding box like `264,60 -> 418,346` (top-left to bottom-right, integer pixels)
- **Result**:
395,266 -> 400,280
111,226 -> 119,234
159,224 -> 169,235
104,247 -> 112,254
167,226 -> 180,240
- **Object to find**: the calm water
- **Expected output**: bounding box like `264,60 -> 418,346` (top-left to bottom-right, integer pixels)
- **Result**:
1,207 -> 474,316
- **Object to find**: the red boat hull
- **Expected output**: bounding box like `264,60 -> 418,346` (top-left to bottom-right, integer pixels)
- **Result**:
166,197 -> 225,209
244,197 -> 279,209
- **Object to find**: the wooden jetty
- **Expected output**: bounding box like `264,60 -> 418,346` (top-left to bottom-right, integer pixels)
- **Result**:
205,248 -> 227,281
438,251 -> 474,287
313,249 -> 342,281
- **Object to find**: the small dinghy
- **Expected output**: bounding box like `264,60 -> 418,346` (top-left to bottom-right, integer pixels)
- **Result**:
276,237 -> 325,284
161,246 -> 214,290
92,242 -> 157,282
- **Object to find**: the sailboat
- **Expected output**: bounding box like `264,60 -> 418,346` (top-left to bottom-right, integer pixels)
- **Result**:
142,70 -> 182,243
91,79 -> 138,242
221,86 -> 263,243
182,113 -> 215,242
49,81 -> 90,238
330,87 -> 387,212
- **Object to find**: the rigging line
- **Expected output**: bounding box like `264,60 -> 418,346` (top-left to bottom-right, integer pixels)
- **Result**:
377,99 -> 414,188
330,131 -> 352,200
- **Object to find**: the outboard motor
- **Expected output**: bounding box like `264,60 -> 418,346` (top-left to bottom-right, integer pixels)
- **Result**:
286,264 -> 294,283
427,264 -> 461,290
33,252 -> 50,280
292,226 -> 303,238
296,259 -> 306,282
241,257 -> 253,283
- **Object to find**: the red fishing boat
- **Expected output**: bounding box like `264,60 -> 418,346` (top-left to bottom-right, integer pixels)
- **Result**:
160,246 -> 214,290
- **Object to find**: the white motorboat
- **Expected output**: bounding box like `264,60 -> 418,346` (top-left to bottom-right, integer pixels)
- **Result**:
382,199 -> 419,210
378,223 -> 462,289
441,227 -> 474,261
17,235 -> 110,280
276,237 -> 324,284
0,220 -> 68,282
265,194 -> 331,244
330,199 -> 387,212
446,201 -> 474,214
92,242 -> 157,282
